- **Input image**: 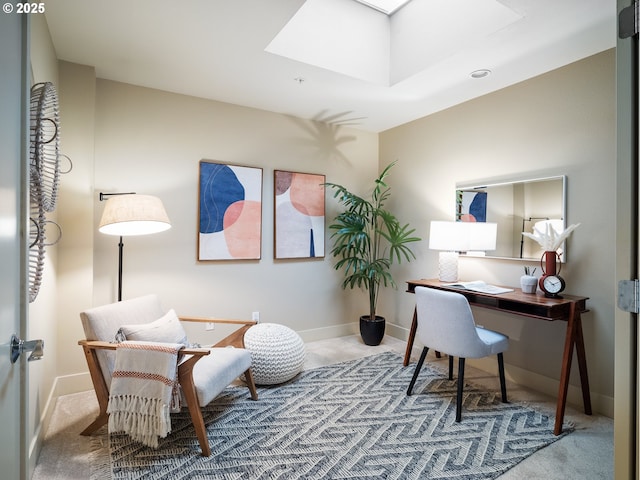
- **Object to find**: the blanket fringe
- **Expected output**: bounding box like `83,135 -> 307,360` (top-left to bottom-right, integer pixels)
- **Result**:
108,395 -> 171,448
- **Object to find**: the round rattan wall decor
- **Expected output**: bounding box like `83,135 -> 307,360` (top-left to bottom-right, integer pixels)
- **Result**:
28,82 -> 70,302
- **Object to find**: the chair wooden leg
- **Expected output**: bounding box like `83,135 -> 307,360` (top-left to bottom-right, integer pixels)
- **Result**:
456,358 -> 465,422
448,355 -> 454,380
80,412 -> 109,436
497,352 -> 507,403
407,347 -> 429,395
244,368 -> 259,400
178,361 -> 211,457
80,345 -> 111,435
182,386 -> 210,456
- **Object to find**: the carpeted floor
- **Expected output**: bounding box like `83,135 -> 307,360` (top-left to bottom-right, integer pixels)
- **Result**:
33,335 -> 614,479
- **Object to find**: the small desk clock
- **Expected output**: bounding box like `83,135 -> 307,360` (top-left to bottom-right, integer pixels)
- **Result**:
539,251 -> 565,298
540,274 -> 566,297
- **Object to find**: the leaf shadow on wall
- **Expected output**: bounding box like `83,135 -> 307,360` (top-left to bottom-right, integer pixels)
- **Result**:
286,110 -> 362,165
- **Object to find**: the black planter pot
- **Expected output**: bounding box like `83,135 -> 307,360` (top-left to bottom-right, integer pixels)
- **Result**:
360,315 -> 385,346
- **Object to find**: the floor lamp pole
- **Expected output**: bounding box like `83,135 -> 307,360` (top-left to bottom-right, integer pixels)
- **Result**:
118,236 -> 123,302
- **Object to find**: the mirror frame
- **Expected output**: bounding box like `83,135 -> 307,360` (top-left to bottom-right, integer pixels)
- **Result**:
456,175 -> 567,262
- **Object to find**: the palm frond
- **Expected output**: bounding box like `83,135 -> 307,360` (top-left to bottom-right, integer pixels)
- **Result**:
324,161 -> 421,320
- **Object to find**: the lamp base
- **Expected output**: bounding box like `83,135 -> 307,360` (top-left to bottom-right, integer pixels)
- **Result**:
438,251 -> 458,282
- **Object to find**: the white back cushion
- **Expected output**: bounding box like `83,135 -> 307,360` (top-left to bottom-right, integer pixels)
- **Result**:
116,309 -> 188,345
80,294 -> 165,387
414,287 -> 507,359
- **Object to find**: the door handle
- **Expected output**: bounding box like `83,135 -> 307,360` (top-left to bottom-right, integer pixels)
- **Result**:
10,334 -> 44,363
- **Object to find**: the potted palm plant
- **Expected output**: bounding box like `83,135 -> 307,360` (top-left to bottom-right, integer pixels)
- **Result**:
325,161 -> 421,345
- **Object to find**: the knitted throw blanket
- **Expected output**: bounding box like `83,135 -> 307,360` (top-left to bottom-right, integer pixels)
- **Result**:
107,341 -> 183,448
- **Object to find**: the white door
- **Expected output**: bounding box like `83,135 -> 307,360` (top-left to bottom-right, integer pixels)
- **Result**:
616,1 -> 640,478
0,11 -> 29,480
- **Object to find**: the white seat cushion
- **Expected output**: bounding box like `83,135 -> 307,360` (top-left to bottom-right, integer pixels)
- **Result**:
476,327 -> 509,356
191,347 -> 253,406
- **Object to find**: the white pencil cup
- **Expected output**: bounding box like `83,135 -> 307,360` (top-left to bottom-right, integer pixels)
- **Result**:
520,275 -> 538,294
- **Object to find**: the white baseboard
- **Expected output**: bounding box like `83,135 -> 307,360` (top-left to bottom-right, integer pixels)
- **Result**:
298,319 -> 409,344
385,322 -> 410,341
55,371 -> 94,396
297,322 -> 359,342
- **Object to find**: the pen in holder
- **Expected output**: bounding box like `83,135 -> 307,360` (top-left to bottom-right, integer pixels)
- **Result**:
520,266 -> 537,294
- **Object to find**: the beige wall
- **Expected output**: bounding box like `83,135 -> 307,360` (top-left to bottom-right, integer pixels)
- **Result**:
379,49 -> 616,416
55,61 -> 97,378
56,75 -> 379,377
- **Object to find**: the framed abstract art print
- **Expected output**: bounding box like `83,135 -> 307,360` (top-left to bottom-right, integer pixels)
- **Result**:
274,170 -> 325,259
198,160 -> 262,260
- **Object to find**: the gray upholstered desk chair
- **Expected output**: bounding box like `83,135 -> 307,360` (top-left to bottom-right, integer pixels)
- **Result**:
406,286 -> 509,422
78,294 -> 258,456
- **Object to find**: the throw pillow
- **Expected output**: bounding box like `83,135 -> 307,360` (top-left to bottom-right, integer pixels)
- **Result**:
115,309 -> 188,346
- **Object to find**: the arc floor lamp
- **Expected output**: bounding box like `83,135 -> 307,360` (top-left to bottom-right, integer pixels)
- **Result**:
98,192 -> 171,301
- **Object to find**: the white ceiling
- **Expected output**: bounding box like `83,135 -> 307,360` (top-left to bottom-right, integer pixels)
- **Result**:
43,0 -> 615,132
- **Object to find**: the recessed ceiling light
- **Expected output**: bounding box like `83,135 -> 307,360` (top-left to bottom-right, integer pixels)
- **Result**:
470,69 -> 492,79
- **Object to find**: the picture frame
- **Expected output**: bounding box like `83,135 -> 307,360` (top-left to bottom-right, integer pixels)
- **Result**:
274,170 -> 325,259
456,189 -> 487,222
198,160 -> 262,260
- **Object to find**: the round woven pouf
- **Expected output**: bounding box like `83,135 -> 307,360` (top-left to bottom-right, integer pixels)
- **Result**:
243,323 -> 306,385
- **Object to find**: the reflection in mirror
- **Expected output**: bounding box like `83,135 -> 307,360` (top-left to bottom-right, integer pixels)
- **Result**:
456,175 -> 566,261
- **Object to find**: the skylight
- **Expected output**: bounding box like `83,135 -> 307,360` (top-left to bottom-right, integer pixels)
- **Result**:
267,0 -> 522,86
352,0 -> 413,15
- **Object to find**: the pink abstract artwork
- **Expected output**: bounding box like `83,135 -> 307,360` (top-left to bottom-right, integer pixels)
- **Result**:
274,170 -> 325,259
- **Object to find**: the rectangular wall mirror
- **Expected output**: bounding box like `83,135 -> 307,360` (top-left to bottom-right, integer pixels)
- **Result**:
456,175 -> 566,262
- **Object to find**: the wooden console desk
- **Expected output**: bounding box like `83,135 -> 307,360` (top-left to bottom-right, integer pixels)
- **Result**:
404,279 -> 591,435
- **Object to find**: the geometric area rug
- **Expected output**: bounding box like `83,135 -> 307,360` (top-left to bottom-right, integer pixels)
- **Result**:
102,352 -> 571,479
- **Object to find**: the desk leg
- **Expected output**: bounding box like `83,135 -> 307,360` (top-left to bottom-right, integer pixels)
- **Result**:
403,307 -> 417,367
574,313 -> 593,415
554,302 -> 592,435
555,302 -> 575,435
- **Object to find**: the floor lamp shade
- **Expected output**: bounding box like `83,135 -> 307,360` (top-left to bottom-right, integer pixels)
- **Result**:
99,194 -> 171,236
429,221 -> 497,282
98,194 -> 171,301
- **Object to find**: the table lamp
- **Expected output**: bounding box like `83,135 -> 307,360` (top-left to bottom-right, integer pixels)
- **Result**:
99,193 -> 171,301
429,221 -> 497,282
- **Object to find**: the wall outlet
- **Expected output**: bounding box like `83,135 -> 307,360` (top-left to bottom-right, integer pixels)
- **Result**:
205,322 -> 215,331
252,311 -> 260,322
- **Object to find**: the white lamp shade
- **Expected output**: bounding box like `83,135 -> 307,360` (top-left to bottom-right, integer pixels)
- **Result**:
429,221 -> 497,252
429,221 -> 497,282
99,194 -> 171,236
